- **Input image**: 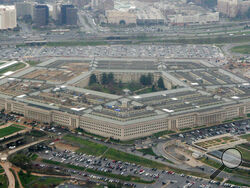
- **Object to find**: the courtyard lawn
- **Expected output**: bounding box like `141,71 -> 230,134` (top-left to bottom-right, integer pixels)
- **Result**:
0,125 -> 24,138
63,135 -> 108,156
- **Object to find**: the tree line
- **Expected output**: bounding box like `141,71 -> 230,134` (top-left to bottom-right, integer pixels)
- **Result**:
89,72 -> 165,90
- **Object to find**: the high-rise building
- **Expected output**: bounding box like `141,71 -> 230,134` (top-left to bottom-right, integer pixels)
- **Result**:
61,5 -> 77,25
217,0 -> 250,17
52,3 -> 60,21
66,7 -> 77,25
0,5 -> 17,30
217,0 -> 239,17
33,5 -> 49,27
15,2 -> 33,18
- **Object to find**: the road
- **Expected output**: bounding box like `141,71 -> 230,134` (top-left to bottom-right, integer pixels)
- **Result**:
0,162 -> 15,188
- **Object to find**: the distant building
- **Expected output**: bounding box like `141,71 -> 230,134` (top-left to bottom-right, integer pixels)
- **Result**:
168,12 -> 219,24
61,5 -> 78,25
33,5 -> 49,27
91,0 -> 114,11
15,2 -> 33,18
105,10 -> 137,24
0,5 -> 17,30
72,0 -> 90,7
135,7 -> 165,25
217,0 -> 250,17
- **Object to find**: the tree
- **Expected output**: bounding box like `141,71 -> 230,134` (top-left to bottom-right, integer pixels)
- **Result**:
151,84 -> 156,92
146,73 -> 153,85
118,80 -> 123,88
140,75 -> 147,85
101,73 -> 108,85
157,77 -> 165,89
10,154 -> 31,170
89,74 -> 97,86
107,72 -> 114,84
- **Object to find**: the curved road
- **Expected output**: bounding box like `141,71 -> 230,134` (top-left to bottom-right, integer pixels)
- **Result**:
0,162 -> 15,188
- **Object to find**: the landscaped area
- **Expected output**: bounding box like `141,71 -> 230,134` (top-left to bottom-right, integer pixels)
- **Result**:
0,175 -> 8,188
200,157 -> 250,180
86,73 -> 167,95
0,124 -> 25,138
18,170 -> 64,188
231,45 -> 250,54
195,136 -> 237,149
240,134 -> 250,142
137,148 -> 157,156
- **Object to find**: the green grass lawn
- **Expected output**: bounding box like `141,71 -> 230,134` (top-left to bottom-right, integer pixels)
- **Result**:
0,166 -> 4,174
225,180 -> 250,187
27,130 -> 47,138
200,157 -> 250,179
19,171 -> 64,188
26,61 -> 41,66
0,63 -> 26,75
231,45 -> 250,54
240,134 -> 250,142
137,148 -> 157,156
236,146 -> 250,161
0,174 -> 8,188
0,125 -> 24,138
103,148 -> 164,169
63,135 -> 108,156
47,41 -> 108,47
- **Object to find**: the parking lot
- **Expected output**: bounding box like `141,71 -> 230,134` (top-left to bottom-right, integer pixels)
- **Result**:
37,149 -> 226,188
174,120 -> 250,145
0,44 -> 223,60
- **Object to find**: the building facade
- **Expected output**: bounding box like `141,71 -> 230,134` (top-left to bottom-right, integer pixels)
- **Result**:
0,5 -> 17,30
1,97 -> 249,140
61,5 -> 77,25
217,0 -> 250,17
33,5 -> 49,27
15,2 -> 33,18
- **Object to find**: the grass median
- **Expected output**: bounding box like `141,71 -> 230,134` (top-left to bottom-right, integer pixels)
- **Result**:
0,62 -> 26,75
9,168 -> 20,188
231,45 -> 250,54
200,157 -> 250,179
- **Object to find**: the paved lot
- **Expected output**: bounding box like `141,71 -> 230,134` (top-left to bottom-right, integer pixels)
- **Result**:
0,45 -> 223,60
37,149 -> 223,188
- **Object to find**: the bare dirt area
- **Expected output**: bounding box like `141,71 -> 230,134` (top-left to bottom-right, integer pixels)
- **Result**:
55,141 -> 80,152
